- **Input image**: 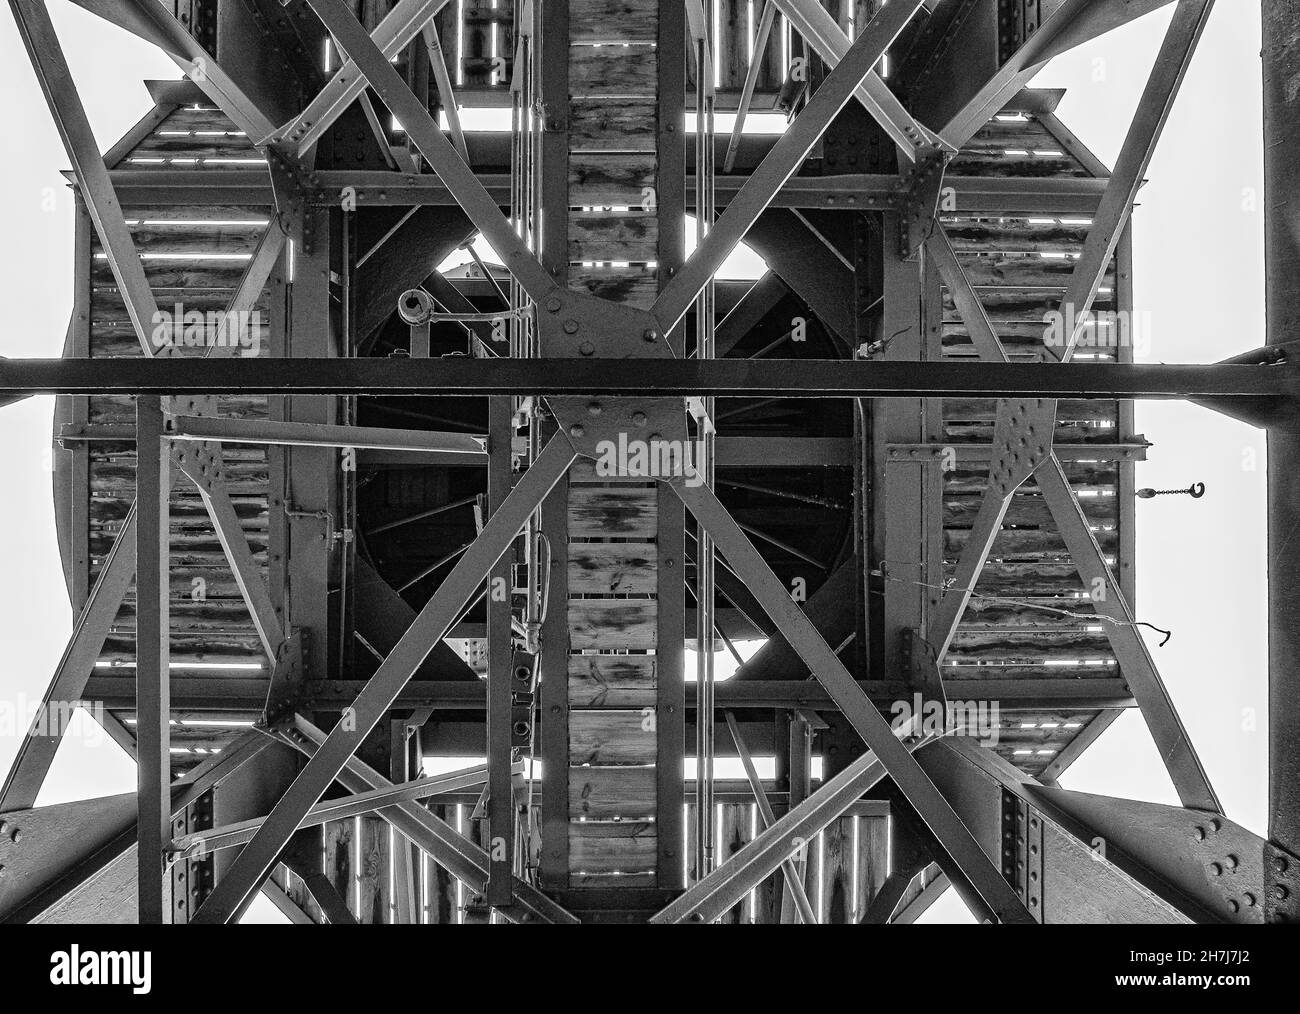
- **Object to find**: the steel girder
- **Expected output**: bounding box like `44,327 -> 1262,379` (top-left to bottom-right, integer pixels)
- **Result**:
2,358 -> 1294,401
78,675 -> 1136,714
0,732 -> 272,923
98,167 -> 1111,213
916,738 -> 1269,923
1263,0 -> 1300,923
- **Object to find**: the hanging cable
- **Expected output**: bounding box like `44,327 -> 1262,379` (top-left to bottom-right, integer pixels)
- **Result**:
877,569 -> 1174,646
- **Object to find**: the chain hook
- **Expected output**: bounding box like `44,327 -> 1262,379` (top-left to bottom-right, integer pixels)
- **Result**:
1138,481 -> 1206,500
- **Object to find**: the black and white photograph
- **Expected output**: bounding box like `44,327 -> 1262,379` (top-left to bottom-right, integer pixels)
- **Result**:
0,0 -> 1291,985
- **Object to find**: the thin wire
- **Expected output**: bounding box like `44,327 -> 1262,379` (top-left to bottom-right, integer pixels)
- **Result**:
859,324 -> 911,360
878,569 -> 1173,646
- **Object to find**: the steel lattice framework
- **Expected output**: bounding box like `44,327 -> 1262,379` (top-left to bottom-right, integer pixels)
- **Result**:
0,0 -> 1295,925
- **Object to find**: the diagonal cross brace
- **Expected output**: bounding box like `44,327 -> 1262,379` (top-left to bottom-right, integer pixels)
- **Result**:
270,0 -> 453,150
926,0 -> 1217,636
191,435 -> 576,922
724,711 -> 818,924
771,0 -> 950,158
1034,456 -> 1220,811
277,719 -> 577,924
11,0 -> 160,356
651,0 -> 926,332
0,503 -> 137,812
65,0 -> 280,141
306,0 -> 557,305
1046,0 -> 1217,363
923,0 -> 1219,811
172,445 -> 285,661
671,478 -> 1034,923
651,748 -> 890,924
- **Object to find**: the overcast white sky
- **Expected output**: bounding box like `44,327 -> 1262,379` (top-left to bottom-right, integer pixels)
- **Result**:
0,2 -> 1267,924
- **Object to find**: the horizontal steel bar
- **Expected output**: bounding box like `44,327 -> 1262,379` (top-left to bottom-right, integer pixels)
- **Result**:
7,358 -> 1293,399
169,762 -> 513,854
167,415 -> 487,456
80,676 -> 1136,712
103,169 -> 1106,213
887,442 -> 1151,462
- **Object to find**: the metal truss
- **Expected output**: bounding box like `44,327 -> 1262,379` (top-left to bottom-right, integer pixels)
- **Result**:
1,0 -> 1296,928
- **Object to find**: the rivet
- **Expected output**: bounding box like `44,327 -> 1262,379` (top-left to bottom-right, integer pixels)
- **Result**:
579,341 -> 595,356
587,402 -> 602,416
546,297 -> 562,313
1209,862 -> 1223,877
569,424 -> 585,438
632,412 -> 648,426
643,329 -> 658,343
564,319 -> 580,334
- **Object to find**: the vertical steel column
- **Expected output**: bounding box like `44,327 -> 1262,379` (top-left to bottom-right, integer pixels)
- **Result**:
1263,0 -> 1300,921
486,397 -> 515,905
693,11 -> 719,887
282,209 -> 339,682
135,397 -> 170,923
67,193 -> 92,611
872,211 -> 930,686
656,0 -> 690,894
537,0 -> 572,891
779,712 -> 813,922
